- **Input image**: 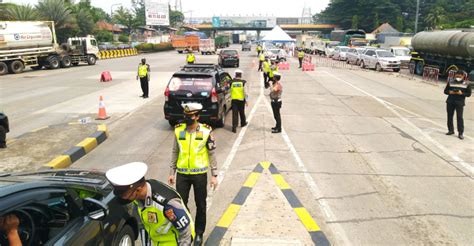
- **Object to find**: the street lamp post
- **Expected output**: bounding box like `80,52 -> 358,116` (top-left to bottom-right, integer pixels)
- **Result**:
414,0 -> 420,33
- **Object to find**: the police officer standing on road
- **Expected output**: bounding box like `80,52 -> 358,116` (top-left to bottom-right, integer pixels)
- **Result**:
0,112 -> 9,148
267,60 -> 279,89
230,70 -> 248,133
258,52 -> 265,71
270,72 -> 283,133
444,70 -> 471,140
106,162 -> 194,246
186,52 -> 196,64
298,49 -> 305,68
136,58 -> 150,98
262,56 -> 270,88
168,103 -> 218,246
257,44 -> 262,56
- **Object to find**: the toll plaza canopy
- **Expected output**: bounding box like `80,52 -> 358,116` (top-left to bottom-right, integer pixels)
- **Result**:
261,25 -> 294,42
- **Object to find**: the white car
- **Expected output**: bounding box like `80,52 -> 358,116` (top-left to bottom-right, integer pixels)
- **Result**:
390,47 -> 411,66
325,42 -> 339,58
332,46 -> 350,61
346,47 -> 366,65
265,49 -> 287,62
360,49 -> 401,72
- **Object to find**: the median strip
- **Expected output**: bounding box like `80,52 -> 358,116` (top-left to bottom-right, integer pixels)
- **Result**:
43,124 -> 108,169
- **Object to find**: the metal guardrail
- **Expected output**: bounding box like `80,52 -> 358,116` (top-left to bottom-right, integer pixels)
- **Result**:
98,48 -> 138,59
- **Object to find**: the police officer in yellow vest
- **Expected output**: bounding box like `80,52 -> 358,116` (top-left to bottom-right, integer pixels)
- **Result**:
168,103 -> 218,246
298,49 -> 305,68
267,60 -> 279,88
256,44 -> 262,56
258,53 -> 265,72
136,58 -> 151,98
186,52 -> 195,64
106,162 -> 194,246
262,56 -> 270,88
230,70 -> 248,133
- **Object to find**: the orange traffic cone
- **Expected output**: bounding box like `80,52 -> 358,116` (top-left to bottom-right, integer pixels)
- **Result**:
96,96 -> 110,120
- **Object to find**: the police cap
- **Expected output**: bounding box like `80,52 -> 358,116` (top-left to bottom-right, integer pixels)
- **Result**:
106,162 -> 147,192
182,102 -> 203,114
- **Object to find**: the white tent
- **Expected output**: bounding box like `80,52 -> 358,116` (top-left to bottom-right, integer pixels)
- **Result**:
261,25 -> 294,42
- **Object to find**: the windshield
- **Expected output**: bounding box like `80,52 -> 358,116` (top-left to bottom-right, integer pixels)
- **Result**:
269,50 -> 280,54
393,49 -> 410,56
376,51 -> 395,57
356,49 -> 365,54
340,47 -> 349,52
223,50 -> 238,55
168,76 -> 213,93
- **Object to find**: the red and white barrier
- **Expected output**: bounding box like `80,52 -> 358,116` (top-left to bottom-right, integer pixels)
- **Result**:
278,62 -> 289,70
302,54 -> 314,71
100,71 -> 112,82
422,67 -> 439,82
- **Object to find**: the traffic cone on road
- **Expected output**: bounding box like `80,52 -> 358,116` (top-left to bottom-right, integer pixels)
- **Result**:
96,96 -> 110,120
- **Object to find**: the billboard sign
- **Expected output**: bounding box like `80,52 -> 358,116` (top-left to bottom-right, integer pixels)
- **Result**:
212,17 -> 221,27
145,0 -> 169,26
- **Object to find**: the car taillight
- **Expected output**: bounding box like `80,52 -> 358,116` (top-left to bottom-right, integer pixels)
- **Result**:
164,87 -> 170,102
211,88 -> 218,103
236,54 -> 239,58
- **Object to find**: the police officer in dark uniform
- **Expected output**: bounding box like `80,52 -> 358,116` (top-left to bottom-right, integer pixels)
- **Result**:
0,112 -> 9,148
136,58 -> 151,98
168,103 -> 218,246
230,70 -> 248,133
106,162 -> 194,245
444,70 -> 472,140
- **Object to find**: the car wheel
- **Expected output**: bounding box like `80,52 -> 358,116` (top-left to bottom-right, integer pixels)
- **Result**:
346,59 -> 350,64
60,56 -> 72,68
0,61 -> 8,75
215,107 -> 226,128
360,61 -> 365,69
8,60 -> 25,74
356,59 -> 360,66
376,63 -> 382,72
415,61 -> 424,75
393,68 -> 400,72
114,225 -> 135,246
87,55 -> 97,65
47,55 -> 60,69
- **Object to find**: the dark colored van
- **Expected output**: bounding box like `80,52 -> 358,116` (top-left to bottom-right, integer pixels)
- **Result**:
163,64 -> 232,127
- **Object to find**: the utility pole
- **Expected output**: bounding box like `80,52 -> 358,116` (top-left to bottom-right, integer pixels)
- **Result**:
414,0 -> 420,33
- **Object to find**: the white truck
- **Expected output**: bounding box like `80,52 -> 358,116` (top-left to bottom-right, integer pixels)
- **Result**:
199,39 -> 216,55
0,21 -> 99,76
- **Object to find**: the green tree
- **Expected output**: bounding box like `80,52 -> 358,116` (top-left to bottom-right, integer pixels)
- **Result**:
75,8 -> 94,35
94,30 -> 113,42
5,4 -> 38,20
169,9 -> 184,27
132,0 -> 146,27
119,34 -> 129,43
351,15 -> 359,29
113,6 -> 137,34
424,6 -> 446,29
36,0 -> 72,28
373,12 -> 380,30
395,15 -> 404,31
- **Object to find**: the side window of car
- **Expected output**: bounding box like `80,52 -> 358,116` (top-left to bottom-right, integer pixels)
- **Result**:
220,73 -> 231,89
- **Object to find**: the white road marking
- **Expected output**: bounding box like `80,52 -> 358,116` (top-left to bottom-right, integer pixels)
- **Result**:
261,91 -> 352,246
206,75 -> 265,211
322,70 -> 474,177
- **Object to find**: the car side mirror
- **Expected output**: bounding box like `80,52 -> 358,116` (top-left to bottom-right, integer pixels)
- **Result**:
84,197 -> 108,221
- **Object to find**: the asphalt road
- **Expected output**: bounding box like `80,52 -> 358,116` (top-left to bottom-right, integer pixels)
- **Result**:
1,46 -> 473,245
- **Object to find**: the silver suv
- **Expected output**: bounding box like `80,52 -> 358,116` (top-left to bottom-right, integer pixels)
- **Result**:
241,41 -> 251,51
360,49 -> 401,72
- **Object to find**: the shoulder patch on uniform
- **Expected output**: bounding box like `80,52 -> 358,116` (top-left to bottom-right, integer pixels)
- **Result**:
174,123 -> 182,128
203,123 -> 212,130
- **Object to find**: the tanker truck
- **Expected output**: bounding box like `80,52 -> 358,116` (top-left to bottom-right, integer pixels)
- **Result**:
410,29 -> 474,76
0,21 -> 99,76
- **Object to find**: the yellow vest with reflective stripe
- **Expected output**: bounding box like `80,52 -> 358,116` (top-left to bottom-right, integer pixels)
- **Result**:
231,80 -> 245,100
298,51 -> 305,58
269,65 -> 278,78
259,53 -> 265,61
186,54 -> 195,63
263,61 -> 270,73
135,203 -> 180,245
138,64 -> 148,78
175,124 -> 211,175
257,46 -> 262,51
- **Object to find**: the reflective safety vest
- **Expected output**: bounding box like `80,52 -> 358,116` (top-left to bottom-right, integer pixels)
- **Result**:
231,80 -> 245,100
257,46 -> 262,51
134,180 -> 195,245
269,65 -> 278,78
298,51 -> 305,58
175,124 -> 211,175
263,61 -> 270,73
186,54 -> 195,63
259,53 -> 265,61
138,64 -> 148,78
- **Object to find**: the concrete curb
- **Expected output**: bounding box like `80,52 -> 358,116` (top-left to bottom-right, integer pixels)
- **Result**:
43,124 -> 108,169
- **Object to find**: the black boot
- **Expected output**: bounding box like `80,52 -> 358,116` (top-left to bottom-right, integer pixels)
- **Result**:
194,234 -> 203,246
458,134 -> 464,140
446,131 -> 454,135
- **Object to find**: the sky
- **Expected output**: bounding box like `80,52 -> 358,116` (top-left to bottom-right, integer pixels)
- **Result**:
7,0 -> 331,18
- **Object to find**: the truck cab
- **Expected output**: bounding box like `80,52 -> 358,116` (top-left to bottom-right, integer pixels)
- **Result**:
67,35 -> 99,57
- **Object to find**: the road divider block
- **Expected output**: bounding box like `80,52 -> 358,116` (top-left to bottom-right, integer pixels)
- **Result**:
43,124 -> 108,169
99,48 -> 138,60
